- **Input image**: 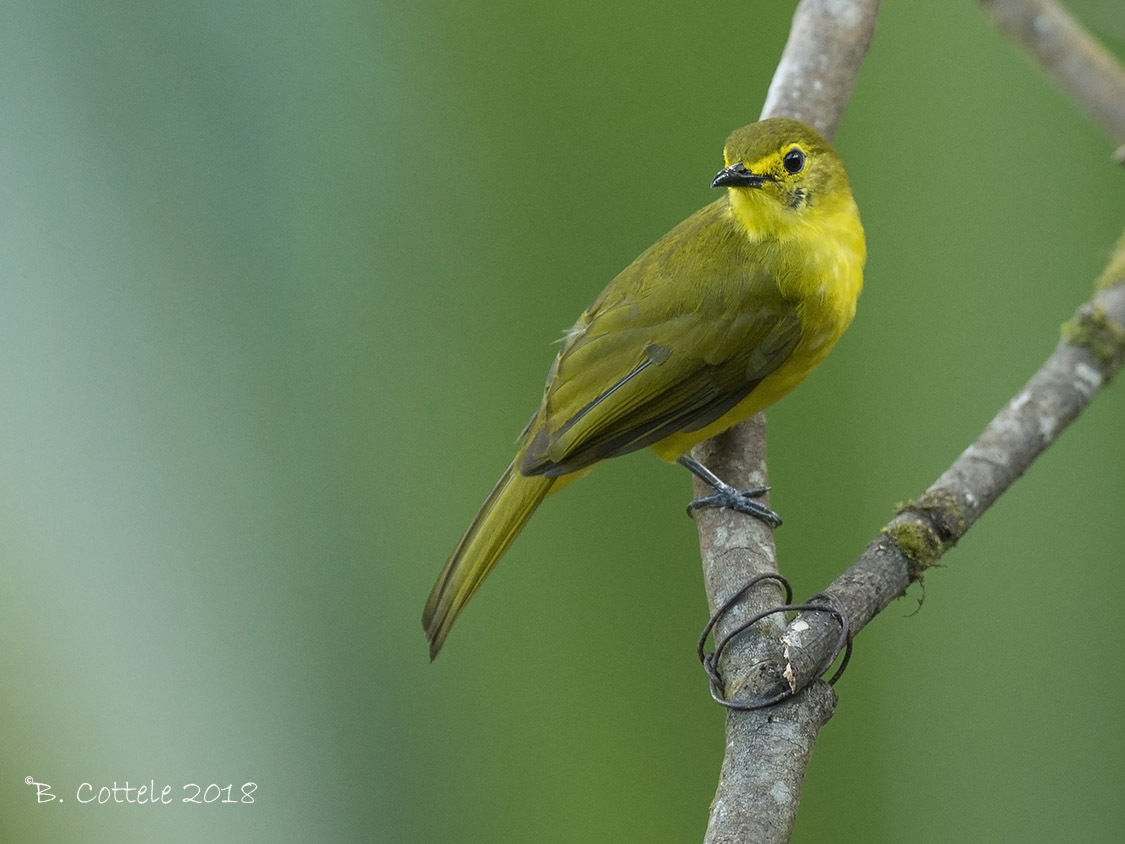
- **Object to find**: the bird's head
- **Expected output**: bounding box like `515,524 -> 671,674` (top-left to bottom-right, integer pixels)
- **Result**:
712,117 -> 854,232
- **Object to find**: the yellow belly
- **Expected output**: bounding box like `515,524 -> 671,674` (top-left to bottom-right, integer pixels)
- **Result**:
650,222 -> 863,462
649,315 -> 846,461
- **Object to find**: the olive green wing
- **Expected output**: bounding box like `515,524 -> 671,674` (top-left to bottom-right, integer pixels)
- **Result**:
519,280 -> 801,477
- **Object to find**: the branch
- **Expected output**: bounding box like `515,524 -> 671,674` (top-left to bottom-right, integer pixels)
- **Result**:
771,0 -> 1125,712
697,234 -> 1125,842
777,231 -> 1125,693
694,1 -> 1125,840
978,0 -> 1125,161
691,2 -> 881,842
761,0 -> 879,139
693,421 -> 839,844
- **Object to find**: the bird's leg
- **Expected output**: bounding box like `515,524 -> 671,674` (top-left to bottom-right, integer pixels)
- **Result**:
678,454 -> 782,527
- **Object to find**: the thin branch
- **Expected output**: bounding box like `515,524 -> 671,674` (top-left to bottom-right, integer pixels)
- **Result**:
692,2 -> 881,842
695,1 -> 1125,839
979,0 -> 1125,161
777,233 -> 1125,690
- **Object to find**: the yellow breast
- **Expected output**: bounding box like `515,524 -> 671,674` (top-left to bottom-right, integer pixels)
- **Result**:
649,193 -> 865,461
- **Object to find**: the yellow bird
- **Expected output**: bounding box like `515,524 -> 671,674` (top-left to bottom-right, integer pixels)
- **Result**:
423,117 -> 865,658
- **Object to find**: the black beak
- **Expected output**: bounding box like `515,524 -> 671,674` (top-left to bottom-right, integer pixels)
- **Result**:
711,162 -> 773,189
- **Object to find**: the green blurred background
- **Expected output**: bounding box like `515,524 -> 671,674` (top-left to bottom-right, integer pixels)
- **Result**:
1,0 -> 1122,841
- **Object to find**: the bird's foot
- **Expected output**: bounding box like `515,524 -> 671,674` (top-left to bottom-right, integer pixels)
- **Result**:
677,454 -> 782,527
686,483 -> 781,527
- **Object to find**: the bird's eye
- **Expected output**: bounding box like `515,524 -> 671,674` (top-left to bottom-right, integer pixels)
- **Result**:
782,148 -> 805,174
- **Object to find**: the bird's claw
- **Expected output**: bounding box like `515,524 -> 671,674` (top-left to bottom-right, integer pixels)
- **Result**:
686,485 -> 781,527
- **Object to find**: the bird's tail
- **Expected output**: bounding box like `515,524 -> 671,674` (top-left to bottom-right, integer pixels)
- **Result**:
423,460 -> 556,659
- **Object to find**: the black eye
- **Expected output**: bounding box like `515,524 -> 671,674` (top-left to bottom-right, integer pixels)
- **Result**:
782,147 -> 805,174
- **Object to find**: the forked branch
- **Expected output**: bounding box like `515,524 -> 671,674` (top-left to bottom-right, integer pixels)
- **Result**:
692,2 -> 881,843
693,1 -> 1125,842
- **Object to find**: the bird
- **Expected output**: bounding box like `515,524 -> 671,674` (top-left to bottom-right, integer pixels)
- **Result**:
423,116 -> 866,659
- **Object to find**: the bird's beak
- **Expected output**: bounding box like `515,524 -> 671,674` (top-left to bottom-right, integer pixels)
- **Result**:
711,162 -> 773,189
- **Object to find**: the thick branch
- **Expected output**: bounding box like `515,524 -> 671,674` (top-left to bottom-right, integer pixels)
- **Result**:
761,0 -> 879,138
695,1 -> 1125,839
693,2 -> 881,842
978,0 -> 1125,160
692,421 -> 837,844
